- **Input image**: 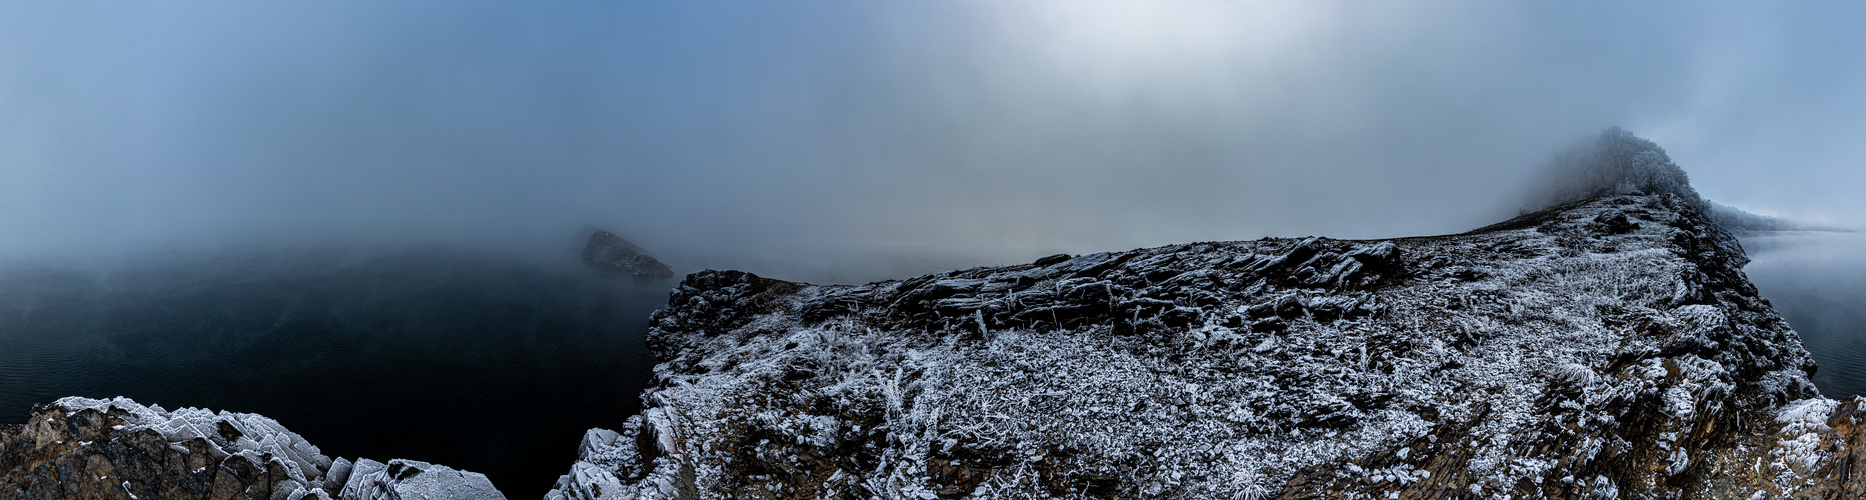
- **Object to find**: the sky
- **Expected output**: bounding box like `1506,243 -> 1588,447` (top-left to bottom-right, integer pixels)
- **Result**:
3,1 -> 1864,273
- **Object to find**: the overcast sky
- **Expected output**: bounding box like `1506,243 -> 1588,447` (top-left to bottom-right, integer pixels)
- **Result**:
3,1 -> 1863,269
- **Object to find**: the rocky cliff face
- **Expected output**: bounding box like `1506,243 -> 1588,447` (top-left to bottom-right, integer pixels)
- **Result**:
0,397 -> 505,500
549,194 -> 1866,499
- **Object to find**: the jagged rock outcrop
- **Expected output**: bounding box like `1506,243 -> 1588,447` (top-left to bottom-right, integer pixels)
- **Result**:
551,194 -> 1866,499
0,396 -> 505,500
341,458 -> 506,500
582,228 -> 675,279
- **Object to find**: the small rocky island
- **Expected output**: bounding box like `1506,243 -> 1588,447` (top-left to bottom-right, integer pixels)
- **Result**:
581,227 -> 675,279
6,195 -> 1864,499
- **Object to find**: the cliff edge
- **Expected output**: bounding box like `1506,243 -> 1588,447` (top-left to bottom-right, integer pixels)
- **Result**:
550,194 -> 1866,499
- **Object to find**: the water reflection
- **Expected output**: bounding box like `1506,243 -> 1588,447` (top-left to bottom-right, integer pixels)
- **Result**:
1741,231 -> 1866,398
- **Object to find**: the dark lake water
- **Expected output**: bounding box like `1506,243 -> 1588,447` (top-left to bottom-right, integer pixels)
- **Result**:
4,233 -> 1854,495
1741,232 -> 1866,398
0,247 -> 668,496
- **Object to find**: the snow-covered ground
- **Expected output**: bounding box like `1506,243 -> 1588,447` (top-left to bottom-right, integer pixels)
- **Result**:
552,195 -> 1864,499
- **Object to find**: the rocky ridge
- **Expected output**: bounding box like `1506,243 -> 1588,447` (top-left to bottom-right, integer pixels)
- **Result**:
549,194 -> 1866,499
0,396 -> 505,500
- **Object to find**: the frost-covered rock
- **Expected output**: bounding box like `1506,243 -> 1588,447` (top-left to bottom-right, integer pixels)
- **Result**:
555,194 -> 1866,498
339,458 -> 505,500
0,396 -> 505,500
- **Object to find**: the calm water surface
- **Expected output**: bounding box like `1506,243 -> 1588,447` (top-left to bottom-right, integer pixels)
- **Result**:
1742,232 -> 1866,398
9,234 -> 1855,493
0,247 -> 667,496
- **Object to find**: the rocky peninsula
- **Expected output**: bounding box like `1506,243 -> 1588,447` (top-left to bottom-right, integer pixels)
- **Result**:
6,195 -> 1864,499
547,194 -> 1866,499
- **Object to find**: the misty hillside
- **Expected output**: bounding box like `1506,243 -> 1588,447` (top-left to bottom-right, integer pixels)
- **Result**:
1527,127 -> 1832,232
1706,201 -> 1842,232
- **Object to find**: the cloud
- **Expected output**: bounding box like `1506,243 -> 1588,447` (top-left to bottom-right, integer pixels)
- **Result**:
1,1 -> 1861,273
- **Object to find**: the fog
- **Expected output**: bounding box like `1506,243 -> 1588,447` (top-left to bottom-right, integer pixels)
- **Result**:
5,1 -> 1864,278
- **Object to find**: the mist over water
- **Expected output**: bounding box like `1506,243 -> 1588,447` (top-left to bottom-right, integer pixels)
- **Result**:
0,247 -> 664,494
6,2 -> 1866,497
6,2 -> 1866,263
1741,232 -> 1866,398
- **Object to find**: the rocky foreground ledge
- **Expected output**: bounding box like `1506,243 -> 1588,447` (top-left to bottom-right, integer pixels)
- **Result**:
549,194 -> 1866,499
0,396 -> 505,499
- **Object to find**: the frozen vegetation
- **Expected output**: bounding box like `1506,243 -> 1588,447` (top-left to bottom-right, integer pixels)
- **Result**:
1527,128 -> 1709,216
1525,128 -> 1832,233
6,196 -> 1864,499
549,195 -> 1866,499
